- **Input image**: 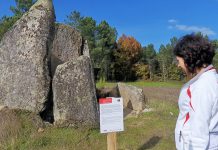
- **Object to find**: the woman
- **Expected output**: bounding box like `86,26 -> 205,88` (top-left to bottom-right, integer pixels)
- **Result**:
174,34 -> 218,150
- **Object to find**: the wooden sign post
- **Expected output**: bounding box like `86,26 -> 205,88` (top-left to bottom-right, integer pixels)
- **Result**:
99,97 -> 124,150
107,132 -> 117,150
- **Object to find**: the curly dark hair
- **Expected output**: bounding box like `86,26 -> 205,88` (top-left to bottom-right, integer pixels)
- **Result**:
173,34 -> 215,73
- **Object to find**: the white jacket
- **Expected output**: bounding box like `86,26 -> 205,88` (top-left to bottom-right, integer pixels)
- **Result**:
175,65 -> 218,150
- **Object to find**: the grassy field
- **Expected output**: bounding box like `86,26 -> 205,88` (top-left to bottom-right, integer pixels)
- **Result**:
96,80 -> 183,88
0,81 -> 181,150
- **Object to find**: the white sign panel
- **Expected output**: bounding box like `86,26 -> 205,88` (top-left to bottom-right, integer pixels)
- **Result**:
99,97 -> 124,133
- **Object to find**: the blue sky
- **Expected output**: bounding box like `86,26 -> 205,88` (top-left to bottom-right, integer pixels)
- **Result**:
0,0 -> 218,50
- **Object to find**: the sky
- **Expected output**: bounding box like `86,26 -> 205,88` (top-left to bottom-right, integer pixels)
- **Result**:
0,0 -> 218,50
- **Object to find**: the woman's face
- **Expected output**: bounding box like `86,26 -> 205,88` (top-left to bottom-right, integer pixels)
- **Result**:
176,56 -> 189,75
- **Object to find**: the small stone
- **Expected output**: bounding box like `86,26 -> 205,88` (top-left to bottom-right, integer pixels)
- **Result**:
37,127 -> 44,133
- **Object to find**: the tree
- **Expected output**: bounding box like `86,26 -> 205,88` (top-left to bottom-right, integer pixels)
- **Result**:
0,0 -> 36,41
0,16 -> 18,40
133,64 -> 149,80
66,12 -> 118,81
10,0 -> 36,17
79,17 -> 97,50
157,44 -> 168,81
157,44 -> 174,81
114,34 -> 142,81
66,11 -> 96,50
156,37 -> 181,81
117,34 -> 142,63
168,64 -> 183,80
141,44 -> 158,80
212,40 -> 218,69
94,21 -> 117,81
65,11 -> 82,29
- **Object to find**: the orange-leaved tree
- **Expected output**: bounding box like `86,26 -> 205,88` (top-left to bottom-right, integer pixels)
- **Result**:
113,34 -> 142,81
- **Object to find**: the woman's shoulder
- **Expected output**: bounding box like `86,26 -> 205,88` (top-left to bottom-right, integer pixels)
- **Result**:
200,69 -> 217,83
192,70 -> 218,91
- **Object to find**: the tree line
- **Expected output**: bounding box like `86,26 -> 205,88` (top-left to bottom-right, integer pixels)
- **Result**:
64,11 -> 218,82
1,0 -> 218,82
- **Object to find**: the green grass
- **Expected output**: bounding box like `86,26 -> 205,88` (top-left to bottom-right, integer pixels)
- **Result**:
0,81 -> 180,150
119,99 -> 178,150
96,80 -> 183,88
0,99 -> 178,150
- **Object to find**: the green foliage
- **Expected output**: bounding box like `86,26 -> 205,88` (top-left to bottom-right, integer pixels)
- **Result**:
212,40 -> 218,68
157,37 -> 178,81
96,21 -> 117,48
133,64 -> 149,80
0,16 -> 18,40
168,64 -> 183,80
0,0 -> 36,41
141,44 -> 156,64
65,11 -> 191,82
79,17 -> 97,50
157,45 -> 169,81
66,12 -> 96,50
65,11 -> 82,28
94,20 -> 117,81
10,0 -> 36,17
66,12 -> 117,81
66,11 -> 97,50
141,44 -> 160,80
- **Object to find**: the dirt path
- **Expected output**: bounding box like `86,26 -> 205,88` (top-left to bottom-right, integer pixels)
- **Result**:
143,87 -> 180,102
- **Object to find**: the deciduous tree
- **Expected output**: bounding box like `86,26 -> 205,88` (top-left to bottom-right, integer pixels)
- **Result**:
114,34 -> 142,81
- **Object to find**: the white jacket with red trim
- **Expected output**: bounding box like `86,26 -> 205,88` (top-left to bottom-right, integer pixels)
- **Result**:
175,65 -> 218,150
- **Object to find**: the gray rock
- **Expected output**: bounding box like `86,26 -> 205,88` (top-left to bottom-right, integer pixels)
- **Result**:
82,40 -> 90,57
50,24 -> 83,77
53,55 -> 99,127
118,82 -> 147,111
0,0 -> 55,112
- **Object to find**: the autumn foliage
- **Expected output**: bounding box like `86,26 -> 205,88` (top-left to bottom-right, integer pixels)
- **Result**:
117,34 -> 142,63
113,34 -> 142,81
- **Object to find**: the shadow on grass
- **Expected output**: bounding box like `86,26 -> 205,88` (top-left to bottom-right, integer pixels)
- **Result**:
138,136 -> 161,150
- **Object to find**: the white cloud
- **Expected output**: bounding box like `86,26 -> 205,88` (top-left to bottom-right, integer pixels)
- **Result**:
168,20 -> 216,36
168,19 -> 177,24
175,24 -> 216,36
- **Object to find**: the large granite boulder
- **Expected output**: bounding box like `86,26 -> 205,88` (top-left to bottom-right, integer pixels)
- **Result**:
118,83 -> 147,111
50,24 -> 83,77
0,0 -> 55,112
53,55 -> 99,126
